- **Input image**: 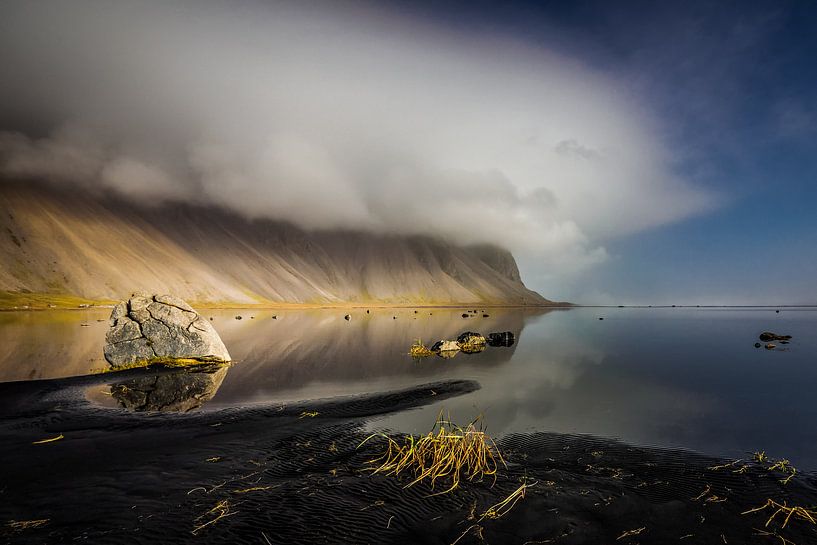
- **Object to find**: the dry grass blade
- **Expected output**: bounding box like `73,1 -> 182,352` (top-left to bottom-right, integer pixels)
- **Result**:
6,519 -> 49,531
32,434 -> 64,445
616,527 -> 646,540
479,480 -> 535,520
742,499 -> 817,529
192,499 -> 236,534
359,412 -> 506,495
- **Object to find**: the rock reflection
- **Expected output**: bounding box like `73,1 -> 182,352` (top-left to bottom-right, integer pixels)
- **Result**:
109,364 -> 228,412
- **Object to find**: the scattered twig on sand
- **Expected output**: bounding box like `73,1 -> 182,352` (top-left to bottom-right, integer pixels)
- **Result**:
616,527 -> 646,540
752,528 -> 797,545
299,411 -> 319,419
31,434 -> 63,445
192,499 -> 236,535
232,485 -> 277,494
742,499 -> 817,529
6,519 -> 49,531
451,480 -> 535,544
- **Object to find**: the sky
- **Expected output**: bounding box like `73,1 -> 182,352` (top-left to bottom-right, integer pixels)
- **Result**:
0,0 -> 815,304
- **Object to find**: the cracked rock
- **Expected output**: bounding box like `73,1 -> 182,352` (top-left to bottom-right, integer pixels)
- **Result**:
104,293 -> 231,367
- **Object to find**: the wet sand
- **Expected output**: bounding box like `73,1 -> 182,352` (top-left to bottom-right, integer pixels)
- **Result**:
1,370 -> 816,545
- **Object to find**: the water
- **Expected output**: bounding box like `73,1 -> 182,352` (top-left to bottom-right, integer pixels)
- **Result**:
2,306 -> 816,469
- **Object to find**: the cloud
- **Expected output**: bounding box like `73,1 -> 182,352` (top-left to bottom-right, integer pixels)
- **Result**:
0,0 -> 716,283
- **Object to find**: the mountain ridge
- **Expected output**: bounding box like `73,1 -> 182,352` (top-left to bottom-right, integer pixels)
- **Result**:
0,182 -> 555,306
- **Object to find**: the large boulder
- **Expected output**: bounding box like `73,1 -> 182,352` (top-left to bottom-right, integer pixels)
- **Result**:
104,294 -> 231,367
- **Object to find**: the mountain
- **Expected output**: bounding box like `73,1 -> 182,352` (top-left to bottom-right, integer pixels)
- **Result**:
0,182 -> 551,306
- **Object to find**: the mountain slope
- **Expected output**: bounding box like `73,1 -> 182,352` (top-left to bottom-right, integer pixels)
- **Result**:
0,183 -> 551,305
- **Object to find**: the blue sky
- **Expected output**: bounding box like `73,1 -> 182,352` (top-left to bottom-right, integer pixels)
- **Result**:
398,0 -> 817,304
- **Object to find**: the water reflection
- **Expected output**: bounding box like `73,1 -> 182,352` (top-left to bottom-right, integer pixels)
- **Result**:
104,364 -> 229,412
3,306 -> 817,469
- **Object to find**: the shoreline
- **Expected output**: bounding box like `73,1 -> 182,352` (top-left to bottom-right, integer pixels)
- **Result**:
2,371 -> 816,544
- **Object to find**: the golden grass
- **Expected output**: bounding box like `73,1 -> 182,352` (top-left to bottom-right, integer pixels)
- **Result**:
409,339 -> 435,358
0,291 -> 113,310
359,412 -> 506,495
91,358 -> 230,374
743,499 -> 817,529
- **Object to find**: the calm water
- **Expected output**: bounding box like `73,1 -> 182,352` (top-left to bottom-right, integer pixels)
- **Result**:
2,306 -> 816,469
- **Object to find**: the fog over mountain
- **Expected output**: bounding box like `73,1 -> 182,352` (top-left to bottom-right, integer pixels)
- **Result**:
0,1 -> 716,299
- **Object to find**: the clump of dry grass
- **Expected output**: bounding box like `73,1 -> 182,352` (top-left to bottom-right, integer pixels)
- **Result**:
409,339 -> 435,358
359,412 -> 506,495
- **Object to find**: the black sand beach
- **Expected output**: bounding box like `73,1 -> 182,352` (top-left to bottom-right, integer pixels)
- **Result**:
2,368 -> 816,545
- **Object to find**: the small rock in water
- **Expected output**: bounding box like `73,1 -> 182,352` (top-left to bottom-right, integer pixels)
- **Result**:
209,317 -> 213,321
765,343 -> 776,350
759,331 -> 791,342
393,316 -> 397,320
250,316 -> 254,319
754,342 -> 762,348
344,314 -> 351,321
776,310 -> 780,313
482,313 -> 489,318
272,315 -> 277,319
598,317 -> 604,320
366,310 -> 370,314
461,313 -> 469,318
235,315 -> 243,320
487,331 -> 515,347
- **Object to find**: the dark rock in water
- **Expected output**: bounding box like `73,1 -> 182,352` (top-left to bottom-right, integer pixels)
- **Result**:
235,315 -> 243,320
111,364 -> 228,412
599,317 -> 604,320
759,331 -> 792,342
366,309 -> 370,314
754,342 -> 762,348
483,313 -> 489,317
414,310 -> 418,314
765,343 -> 776,350
209,317 -> 213,321
272,315 -> 277,319
776,310 -> 780,313
456,331 -> 482,344
393,316 -> 397,319
461,313 -> 469,318
103,293 -> 231,367
456,332 -> 486,354
780,340 -> 789,344
487,331 -> 515,347
344,314 -> 351,321
250,316 -> 254,319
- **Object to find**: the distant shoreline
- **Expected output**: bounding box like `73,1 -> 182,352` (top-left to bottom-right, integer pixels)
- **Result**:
0,292 -> 573,312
